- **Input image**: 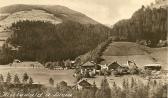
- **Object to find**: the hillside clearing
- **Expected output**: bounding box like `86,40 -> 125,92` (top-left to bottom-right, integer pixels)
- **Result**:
101,42 -> 168,70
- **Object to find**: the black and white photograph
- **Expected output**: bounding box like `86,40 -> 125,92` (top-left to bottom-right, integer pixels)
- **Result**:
0,0 -> 167,98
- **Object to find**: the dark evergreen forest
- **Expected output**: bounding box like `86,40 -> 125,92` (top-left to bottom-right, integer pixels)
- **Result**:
3,20 -> 110,63
111,7 -> 167,47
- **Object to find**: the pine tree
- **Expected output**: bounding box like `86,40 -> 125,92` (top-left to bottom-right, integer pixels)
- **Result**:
0,75 -> 3,96
111,82 -> 120,98
131,77 -> 135,88
13,74 -> 20,84
6,73 -> 11,83
49,78 -> 54,86
92,80 -> 97,93
122,79 -> 126,89
0,74 -> 4,82
0,84 -> 3,96
29,77 -> 33,84
100,77 -> 111,98
22,73 -> 29,83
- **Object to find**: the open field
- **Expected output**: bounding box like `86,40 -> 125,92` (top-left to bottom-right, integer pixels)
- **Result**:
86,75 -> 148,88
0,66 -> 152,88
0,65 -> 76,86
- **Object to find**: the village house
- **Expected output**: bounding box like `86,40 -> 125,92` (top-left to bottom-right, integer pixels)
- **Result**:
80,61 -> 96,75
108,61 -> 121,70
74,79 -> 92,90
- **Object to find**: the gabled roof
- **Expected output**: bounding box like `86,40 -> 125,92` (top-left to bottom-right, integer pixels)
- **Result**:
77,79 -> 91,87
108,62 -> 121,67
81,61 -> 95,67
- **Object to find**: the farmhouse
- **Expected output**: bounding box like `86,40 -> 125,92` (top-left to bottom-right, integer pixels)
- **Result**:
80,61 -> 96,74
144,64 -> 161,71
108,61 -> 121,70
74,79 -> 92,90
126,60 -> 138,69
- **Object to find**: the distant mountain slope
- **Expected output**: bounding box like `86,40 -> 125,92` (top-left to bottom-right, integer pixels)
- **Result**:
0,9 -> 62,26
0,4 -> 98,24
0,4 -> 100,49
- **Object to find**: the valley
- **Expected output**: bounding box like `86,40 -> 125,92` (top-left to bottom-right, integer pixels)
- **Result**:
0,2 -> 167,98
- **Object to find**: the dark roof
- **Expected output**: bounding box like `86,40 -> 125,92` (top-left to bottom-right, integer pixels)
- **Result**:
77,79 -> 91,87
108,62 -> 121,69
81,61 -> 95,67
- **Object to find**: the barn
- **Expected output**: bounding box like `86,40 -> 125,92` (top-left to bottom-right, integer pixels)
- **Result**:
144,64 -> 161,71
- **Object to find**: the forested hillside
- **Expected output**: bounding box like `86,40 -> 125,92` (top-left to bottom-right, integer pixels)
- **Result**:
1,20 -> 109,63
111,6 -> 167,47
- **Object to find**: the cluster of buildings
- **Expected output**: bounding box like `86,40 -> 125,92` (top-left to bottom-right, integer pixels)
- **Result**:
78,60 -> 162,77
73,60 -> 162,89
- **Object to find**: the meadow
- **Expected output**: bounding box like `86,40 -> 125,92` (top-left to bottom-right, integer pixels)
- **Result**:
0,65 -> 76,86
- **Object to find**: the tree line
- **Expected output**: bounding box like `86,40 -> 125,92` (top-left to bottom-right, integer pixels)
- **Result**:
0,75 -> 166,98
77,38 -> 112,64
0,73 -> 33,84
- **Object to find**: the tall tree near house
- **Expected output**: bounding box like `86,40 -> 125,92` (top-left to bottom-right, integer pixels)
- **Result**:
13,74 -> 20,84
131,77 -> 135,88
92,81 -> 97,95
87,81 -> 97,98
6,72 -> 11,83
0,74 -> 4,82
87,89 -> 96,98
81,89 -> 90,98
0,84 -> 3,96
0,74 -> 4,96
95,89 -> 101,98
99,77 -> 111,98
122,79 -> 127,89
22,72 -> 29,83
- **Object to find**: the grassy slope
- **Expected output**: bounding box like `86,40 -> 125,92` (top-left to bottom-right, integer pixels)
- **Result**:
149,47 -> 168,70
101,42 -> 168,70
0,4 -> 98,24
0,10 -> 62,26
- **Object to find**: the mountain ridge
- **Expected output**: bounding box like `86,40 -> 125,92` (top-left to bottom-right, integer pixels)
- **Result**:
0,4 -> 99,24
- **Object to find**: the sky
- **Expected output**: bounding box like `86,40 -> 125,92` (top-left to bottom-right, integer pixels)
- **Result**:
0,0 -> 155,25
